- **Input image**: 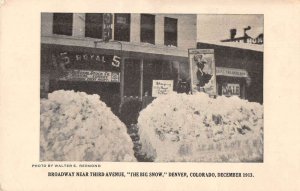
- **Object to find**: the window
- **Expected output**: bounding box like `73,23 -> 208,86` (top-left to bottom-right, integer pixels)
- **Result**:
53,13 -> 73,36
114,14 -> 130,42
140,14 -> 155,44
164,17 -> 177,47
143,60 -> 179,96
85,13 -> 103,39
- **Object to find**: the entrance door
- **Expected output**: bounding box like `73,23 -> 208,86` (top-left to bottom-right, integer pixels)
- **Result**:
123,58 -> 141,98
121,58 -> 141,125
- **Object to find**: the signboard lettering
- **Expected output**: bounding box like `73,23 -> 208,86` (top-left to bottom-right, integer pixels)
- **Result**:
216,67 -> 248,78
59,70 -> 120,83
222,83 -> 240,97
51,51 -> 121,71
152,80 -> 174,97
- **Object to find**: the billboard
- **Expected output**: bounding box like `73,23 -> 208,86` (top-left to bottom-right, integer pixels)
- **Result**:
188,49 -> 217,96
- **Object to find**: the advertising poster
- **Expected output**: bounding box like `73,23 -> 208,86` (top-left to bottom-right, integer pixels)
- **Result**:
189,49 -> 217,96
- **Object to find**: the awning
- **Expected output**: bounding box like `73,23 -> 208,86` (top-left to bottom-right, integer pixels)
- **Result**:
216,67 -> 249,78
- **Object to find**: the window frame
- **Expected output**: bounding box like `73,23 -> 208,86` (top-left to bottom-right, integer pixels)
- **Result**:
85,13 -> 104,39
140,14 -> 155,44
114,13 -> 131,42
164,17 -> 178,47
53,13 -> 73,36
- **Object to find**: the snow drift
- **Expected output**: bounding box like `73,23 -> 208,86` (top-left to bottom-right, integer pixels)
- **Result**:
40,90 -> 136,161
138,93 -> 263,162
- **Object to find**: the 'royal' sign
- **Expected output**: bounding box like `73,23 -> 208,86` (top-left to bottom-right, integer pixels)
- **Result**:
51,51 -> 121,72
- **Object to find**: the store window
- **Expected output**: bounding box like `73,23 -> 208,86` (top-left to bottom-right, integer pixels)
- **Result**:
143,60 -> 179,96
114,14 -> 130,42
140,14 -> 155,44
85,13 -> 103,39
164,17 -> 177,47
53,13 -> 73,36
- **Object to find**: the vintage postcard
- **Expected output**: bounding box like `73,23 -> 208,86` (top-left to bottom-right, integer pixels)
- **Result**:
0,0 -> 300,191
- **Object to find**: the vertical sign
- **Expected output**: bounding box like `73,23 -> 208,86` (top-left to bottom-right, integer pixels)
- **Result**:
188,49 -> 217,96
103,13 -> 113,42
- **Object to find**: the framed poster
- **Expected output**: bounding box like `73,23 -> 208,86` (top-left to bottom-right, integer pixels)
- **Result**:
188,49 -> 217,96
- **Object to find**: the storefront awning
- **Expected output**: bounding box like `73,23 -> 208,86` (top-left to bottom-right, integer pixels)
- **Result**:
216,67 -> 249,78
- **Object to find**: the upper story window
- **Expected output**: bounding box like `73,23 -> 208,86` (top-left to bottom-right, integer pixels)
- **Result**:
140,14 -> 155,44
164,17 -> 177,47
114,14 -> 130,42
85,13 -> 103,39
53,13 -> 73,36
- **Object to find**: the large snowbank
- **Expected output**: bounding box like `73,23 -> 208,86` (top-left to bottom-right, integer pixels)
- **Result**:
40,90 -> 136,161
138,93 -> 263,162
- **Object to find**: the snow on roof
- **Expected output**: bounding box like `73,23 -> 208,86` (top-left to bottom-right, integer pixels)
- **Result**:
198,40 -> 264,52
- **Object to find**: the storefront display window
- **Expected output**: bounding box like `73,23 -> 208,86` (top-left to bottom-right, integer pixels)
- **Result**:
143,60 -> 178,96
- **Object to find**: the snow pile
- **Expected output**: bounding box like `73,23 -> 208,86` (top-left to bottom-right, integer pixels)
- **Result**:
138,92 -> 263,162
40,90 -> 136,161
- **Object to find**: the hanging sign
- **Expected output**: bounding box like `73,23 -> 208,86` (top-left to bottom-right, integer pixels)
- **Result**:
152,80 -> 174,97
188,49 -> 217,96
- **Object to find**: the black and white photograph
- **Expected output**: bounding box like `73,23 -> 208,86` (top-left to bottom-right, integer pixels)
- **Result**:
40,13 -> 264,162
2,1 -> 300,190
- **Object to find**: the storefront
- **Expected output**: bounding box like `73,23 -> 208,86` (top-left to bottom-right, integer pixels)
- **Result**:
41,43 -> 189,117
41,44 -> 122,114
197,42 -> 263,104
216,67 -> 249,99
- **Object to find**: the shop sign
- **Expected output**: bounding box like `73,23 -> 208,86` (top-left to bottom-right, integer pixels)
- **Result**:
59,69 -> 120,83
188,49 -> 217,96
222,83 -> 240,97
152,80 -> 174,97
216,67 -> 248,78
51,51 -> 121,71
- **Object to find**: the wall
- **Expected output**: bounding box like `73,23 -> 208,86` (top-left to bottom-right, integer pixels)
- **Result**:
41,13 -> 197,51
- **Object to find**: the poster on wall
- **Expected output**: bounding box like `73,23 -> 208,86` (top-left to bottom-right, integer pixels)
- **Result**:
152,80 -> 174,97
188,49 -> 217,96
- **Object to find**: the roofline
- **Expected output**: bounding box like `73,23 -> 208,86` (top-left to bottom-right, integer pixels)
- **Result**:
197,41 -> 263,52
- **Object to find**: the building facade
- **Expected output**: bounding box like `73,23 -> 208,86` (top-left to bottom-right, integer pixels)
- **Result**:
197,42 -> 263,104
41,13 -> 197,117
